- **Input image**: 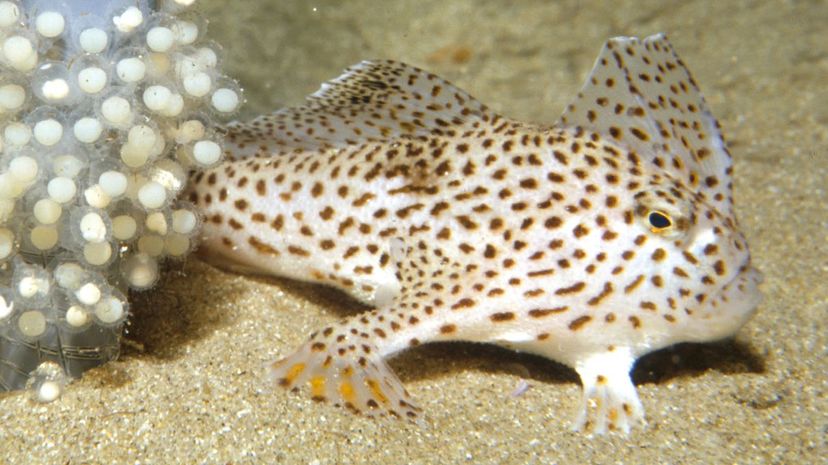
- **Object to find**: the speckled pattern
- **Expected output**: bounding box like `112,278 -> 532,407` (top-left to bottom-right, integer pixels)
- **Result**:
187,35 -> 760,433
0,0 -> 825,463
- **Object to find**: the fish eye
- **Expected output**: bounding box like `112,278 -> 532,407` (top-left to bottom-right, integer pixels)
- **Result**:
648,211 -> 673,231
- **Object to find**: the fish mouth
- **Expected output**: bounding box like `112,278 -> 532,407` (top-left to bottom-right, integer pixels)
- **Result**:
714,262 -> 764,323
726,262 -> 763,288
684,261 -> 763,344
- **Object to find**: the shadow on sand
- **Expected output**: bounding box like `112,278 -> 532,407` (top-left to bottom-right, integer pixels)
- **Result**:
124,259 -> 766,391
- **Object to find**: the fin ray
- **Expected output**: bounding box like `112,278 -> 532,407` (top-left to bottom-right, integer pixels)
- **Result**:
559,34 -> 734,213
270,311 -> 423,421
225,60 -> 492,158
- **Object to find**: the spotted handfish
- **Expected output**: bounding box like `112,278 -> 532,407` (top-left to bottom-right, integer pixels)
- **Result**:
187,34 -> 762,433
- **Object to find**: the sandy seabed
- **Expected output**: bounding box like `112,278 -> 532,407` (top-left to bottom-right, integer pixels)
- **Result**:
1,1 -> 826,464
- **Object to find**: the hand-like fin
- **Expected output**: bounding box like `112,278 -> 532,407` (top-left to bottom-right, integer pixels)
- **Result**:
270,312 -> 424,422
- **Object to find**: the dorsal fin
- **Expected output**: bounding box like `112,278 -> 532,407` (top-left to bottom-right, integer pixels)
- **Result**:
558,34 -> 734,214
224,60 -> 492,158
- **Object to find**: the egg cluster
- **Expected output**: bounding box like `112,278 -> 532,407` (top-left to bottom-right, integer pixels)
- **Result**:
0,0 -> 241,397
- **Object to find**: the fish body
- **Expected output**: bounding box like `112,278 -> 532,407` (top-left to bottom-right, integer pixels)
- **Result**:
187,34 -> 761,433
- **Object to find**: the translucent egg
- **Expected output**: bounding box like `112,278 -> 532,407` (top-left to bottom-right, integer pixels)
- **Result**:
111,215 -> 138,241
41,79 -> 70,100
5,122 -> 32,146
100,95 -> 132,125
79,212 -> 107,243
121,253 -> 159,289
147,26 -> 175,52
8,156 -> 39,184
84,185 -> 110,209
0,199 -> 14,222
162,93 -> 184,117
33,118 -> 63,146
29,362 -> 66,403
116,57 -> 146,83
195,46 -> 218,68
3,35 -> 37,71
0,1 -> 20,28
17,310 -> 47,338
193,140 -> 221,166
79,28 -> 108,53
76,282 -> 101,305
150,159 -> 186,193
98,171 -> 128,198
77,67 -> 108,94
172,208 -> 198,234
73,117 -> 103,143
120,124 -> 160,168
95,295 -> 125,325
35,11 -> 65,38
137,181 -> 167,209
0,290 -> 13,320
53,155 -> 85,178
0,83 -> 26,111
47,177 -> 77,203
145,211 -> 168,235
17,273 -> 49,299
83,241 -> 112,266
31,61 -> 76,104
0,228 -> 16,260
112,6 -> 143,33
175,119 -> 205,144
165,234 -> 191,257
130,123 -> 163,151
164,234 -> 192,258
0,173 -> 23,199
137,234 -> 165,256
33,199 -> 62,224
54,262 -> 85,289
173,20 -> 199,45
3,36 -> 32,61
65,305 -> 90,329
30,225 -> 58,250
183,71 -> 211,97
211,87 -> 240,113
174,54 -> 201,79
146,51 -> 171,78
143,85 -> 172,112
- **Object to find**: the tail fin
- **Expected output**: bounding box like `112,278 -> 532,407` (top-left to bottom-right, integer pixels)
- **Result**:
269,315 -> 423,421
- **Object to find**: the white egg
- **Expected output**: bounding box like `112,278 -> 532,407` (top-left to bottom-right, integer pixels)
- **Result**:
146,26 -> 175,52
73,117 -> 103,143
35,11 -> 65,38
79,28 -> 108,53
77,67 -> 107,94
33,119 -> 63,146
211,87 -> 240,113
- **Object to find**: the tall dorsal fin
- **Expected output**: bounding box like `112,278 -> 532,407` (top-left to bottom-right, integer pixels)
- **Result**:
224,60 -> 493,158
558,34 -> 734,214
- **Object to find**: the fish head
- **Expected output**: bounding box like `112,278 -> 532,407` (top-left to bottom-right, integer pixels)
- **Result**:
556,34 -> 763,348
622,171 -> 762,344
